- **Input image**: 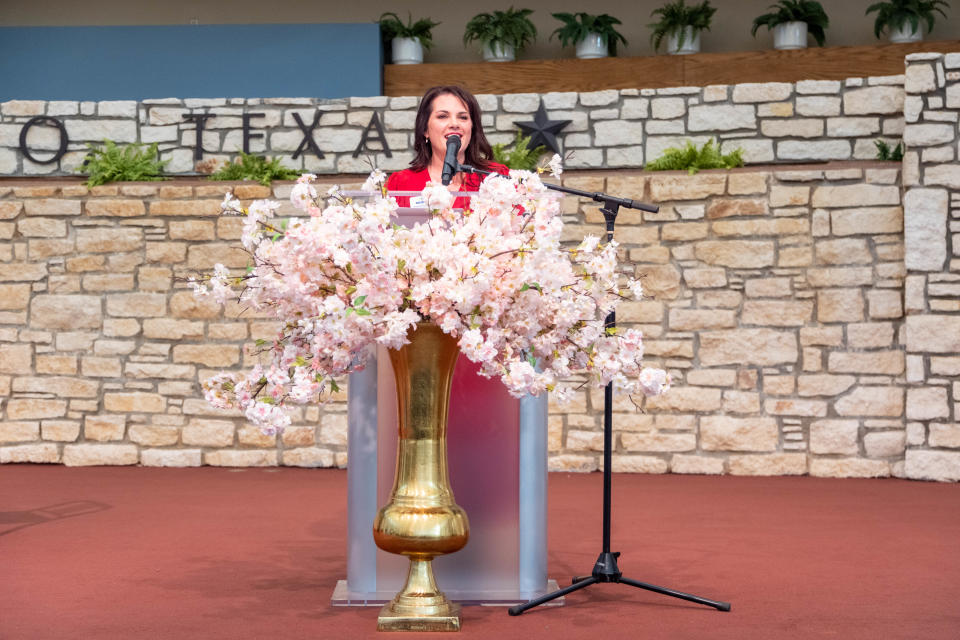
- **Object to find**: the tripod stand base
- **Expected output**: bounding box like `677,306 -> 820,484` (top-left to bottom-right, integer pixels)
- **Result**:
508,550 -> 730,616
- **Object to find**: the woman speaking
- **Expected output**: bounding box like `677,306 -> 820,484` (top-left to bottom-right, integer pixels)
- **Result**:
386,85 -> 508,208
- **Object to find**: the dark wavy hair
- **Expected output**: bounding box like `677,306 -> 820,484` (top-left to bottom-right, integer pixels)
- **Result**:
409,85 -> 495,172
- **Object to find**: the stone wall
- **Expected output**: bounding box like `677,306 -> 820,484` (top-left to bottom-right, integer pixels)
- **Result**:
0,159 -> 955,481
1,74 -> 908,177
901,53 -> 960,482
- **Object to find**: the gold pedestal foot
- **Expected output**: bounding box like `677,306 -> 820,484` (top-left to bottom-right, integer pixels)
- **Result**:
377,603 -> 461,632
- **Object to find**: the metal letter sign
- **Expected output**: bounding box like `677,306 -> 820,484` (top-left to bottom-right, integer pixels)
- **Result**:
182,113 -> 215,160
292,111 -> 324,160
242,113 -> 265,154
352,112 -> 391,158
19,116 -> 69,164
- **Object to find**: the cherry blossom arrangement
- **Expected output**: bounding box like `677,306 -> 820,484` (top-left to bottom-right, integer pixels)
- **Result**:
196,158 -> 669,433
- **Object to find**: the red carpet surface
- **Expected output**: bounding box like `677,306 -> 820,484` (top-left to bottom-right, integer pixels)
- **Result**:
1,467 -> 958,640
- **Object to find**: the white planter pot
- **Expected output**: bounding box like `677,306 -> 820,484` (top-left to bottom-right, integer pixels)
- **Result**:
773,21 -> 808,50
666,27 -> 700,55
575,32 -> 608,59
889,23 -> 923,43
391,37 -> 423,65
482,42 -> 516,62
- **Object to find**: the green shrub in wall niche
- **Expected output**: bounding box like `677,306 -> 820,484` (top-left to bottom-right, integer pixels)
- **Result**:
78,140 -> 168,187
208,152 -> 302,186
874,139 -> 904,161
645,139 -> 744,174
492,131 -> 547,170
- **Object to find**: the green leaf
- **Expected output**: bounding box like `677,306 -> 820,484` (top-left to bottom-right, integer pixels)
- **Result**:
255,339 -> 267,347
207,151 -> 300,186
520,282 -> 542,293
294,356 -> 307,367
77,139 -> 169,187
330,380 -> 340,393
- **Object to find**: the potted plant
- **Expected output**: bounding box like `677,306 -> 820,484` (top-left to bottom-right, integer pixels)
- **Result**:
378,12 -> 440,64
866,0 -> 950,43
550,12 -> 628,59
649,0 -> 716,55
751,0 -> 829,50
463,7 -> 537,62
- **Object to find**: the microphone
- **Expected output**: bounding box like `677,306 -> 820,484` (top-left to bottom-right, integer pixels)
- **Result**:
441,134 -> 461,186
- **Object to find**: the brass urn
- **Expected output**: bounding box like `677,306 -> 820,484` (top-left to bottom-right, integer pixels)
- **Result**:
373,322 -> 470,631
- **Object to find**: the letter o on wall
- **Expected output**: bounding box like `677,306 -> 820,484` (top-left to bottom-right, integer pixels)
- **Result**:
19,116 -> 69,164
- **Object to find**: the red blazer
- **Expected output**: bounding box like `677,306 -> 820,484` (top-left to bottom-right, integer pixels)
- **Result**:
386,162 -> 509,209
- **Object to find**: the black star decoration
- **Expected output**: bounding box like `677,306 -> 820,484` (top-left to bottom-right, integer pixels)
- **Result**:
516,100 -> 571,156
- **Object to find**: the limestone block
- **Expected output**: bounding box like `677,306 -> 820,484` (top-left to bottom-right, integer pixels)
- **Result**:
904,123 -> 955,147
904,449 -> 960,481
694,240 -> 774,268
610,455 -> 668,473
905,63 -> 936,93
282,447 -> 335,467
103,392 -> 165,413
805,267 -> 873,288
817,289 -> 864,322
84,415 -> 126,441
867,289 -> 902,319
169,292 -> 222,319
621,431 -> 696,452
649,174 -> 726,201
84,199 -> 146,217
797,374 -> 856,396
668,309 -> 736,331
732,82 -> 793,103
758,102 -> 793,117
65,120 -> 137,142
826,117 -> 880,136
6,399 -> 67,420
745,277 -> 791,297
30,295 -> 101,329
906,387 -> 950,420
18,218 -> 66,237
835,386 -> 904,417
728,453 -> 806,476
930,357 -> 960,376
810,458 -> 889,478
670,455 -> 724,474
727,173 -> 767,195
181,419 -> 235,447
706,198 -> 768,218
0,421 -> 40,443
724,139 -> 774,163
0,344 -> 32,374
129,424 -> 180,446
765,398 -> 827,417
148,199 -> 223,217
106,293 -> 166,318
638,264 -> 682,300
830,207 -> 902,236
700,416 -> 777,451
906,315 -> 960,353
761,119 -> 822,138
661,222 -> 708,241
63,444 -> 138,466
842,86 -> 904,115
796,96 -> 841,116
0,263 -> 48,282
777,140 -> 850,161
683,268 -> 726,288
41,420 -> 80,442
593,120 -> 643,146
125,362 -> 196,379
699,329 -> 797,366
172,344 -> 240,367
847,322 -> 895,349
925,164 -> 960,189
580,90 -> 619,106
616,301 -> 663,323
651,97 -> 685,119
811,185 -> 899,209
864,431 -> 906,458
741,301 -> 813,327
0,444 -> 60,464
828,351 -> 904,375
799,327 -> 844,347
688,105 -> 756,131
146,242 -> 188,263
606,146 -> 645,167
141,449 -> 202,467
722,390 -> 759,413
642,340 -> 693,358
547,454 -> 597,472
929,423 -> 960,448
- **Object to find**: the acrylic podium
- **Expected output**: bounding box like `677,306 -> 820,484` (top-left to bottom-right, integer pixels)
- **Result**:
332,195 -> 556,606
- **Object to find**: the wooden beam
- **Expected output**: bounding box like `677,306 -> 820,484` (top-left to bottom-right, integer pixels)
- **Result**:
384,40 -> 959,97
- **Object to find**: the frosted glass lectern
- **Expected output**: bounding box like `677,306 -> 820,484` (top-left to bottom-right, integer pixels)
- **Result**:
333,194 -> 554,606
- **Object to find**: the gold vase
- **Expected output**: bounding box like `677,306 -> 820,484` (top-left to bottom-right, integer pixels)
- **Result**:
373,322 -> 469,632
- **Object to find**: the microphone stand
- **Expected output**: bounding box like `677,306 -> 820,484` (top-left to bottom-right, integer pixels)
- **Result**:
459,163 -> 732,617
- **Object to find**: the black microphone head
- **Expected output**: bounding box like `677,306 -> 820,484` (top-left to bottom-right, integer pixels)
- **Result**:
441,134 -> 462,185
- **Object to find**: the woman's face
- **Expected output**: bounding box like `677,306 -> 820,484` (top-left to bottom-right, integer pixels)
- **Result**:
426,93 -> 472,163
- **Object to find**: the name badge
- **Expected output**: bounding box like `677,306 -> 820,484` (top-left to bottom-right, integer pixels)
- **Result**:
410,195 -> 427,208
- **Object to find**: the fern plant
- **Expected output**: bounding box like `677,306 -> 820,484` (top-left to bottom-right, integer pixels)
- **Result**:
378,12 -> 440,49
649,0 -> 716,52
492,131 -> 546,170
874,140 -> 904,161
78,140 -> 168,186
550,12 -> 628,56
866,0 -> 950,39
645,139 -> 744,174
208,152 -> 301,186
751,0 -> 829,46
464,7 -> 537,53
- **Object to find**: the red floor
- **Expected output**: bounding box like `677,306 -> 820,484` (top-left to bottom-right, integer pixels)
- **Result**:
1,467 -> 958,639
